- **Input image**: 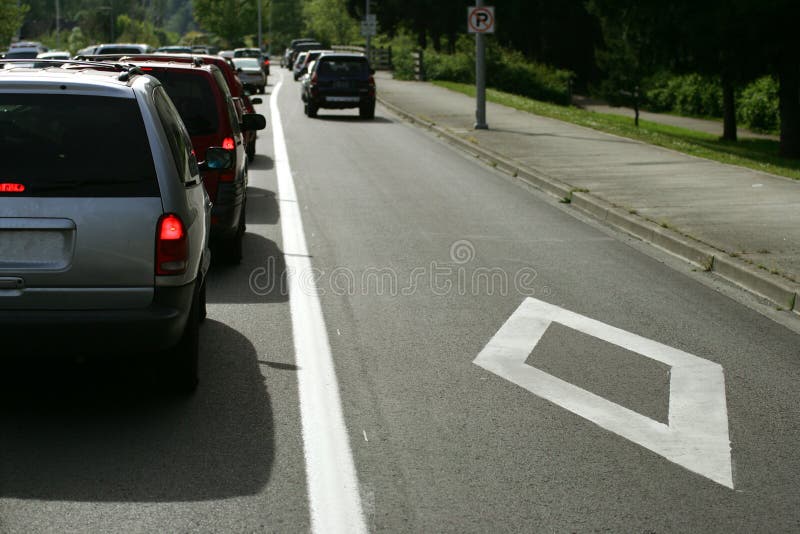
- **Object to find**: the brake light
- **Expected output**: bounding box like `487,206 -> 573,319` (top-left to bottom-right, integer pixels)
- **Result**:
368,75 -> 375,87
140,67 -> 154,71
222,137 -> 235,150
263,59 -> 270,66
156,214 -> 188,275
0,183 -> 25,193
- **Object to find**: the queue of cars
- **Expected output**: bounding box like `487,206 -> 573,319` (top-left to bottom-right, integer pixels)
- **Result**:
0,47 -> 267,394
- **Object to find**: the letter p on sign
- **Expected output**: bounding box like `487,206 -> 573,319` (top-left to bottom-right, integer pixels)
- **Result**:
468,6 -> 495,34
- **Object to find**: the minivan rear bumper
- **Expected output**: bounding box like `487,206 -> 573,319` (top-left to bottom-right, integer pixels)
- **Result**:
0,283 -> 196,357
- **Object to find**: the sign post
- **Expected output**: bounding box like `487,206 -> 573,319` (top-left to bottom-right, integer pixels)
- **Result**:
468,3 -> 495,130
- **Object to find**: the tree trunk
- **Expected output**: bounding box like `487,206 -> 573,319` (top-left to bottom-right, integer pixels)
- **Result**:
721,76 -> 738,141
779,61 -> 800,158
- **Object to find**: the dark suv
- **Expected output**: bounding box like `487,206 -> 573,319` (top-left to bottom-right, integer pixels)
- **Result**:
0,61 -> 212,392
302,53 -> 376,119
127,60 -> 266,262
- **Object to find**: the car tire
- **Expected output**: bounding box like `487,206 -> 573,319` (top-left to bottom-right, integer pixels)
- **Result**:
247,140 -> 255,162
307,103 -> 318,118
222,207 -> 245,264
167,285 -> 200,395
359,102 -> 375,119
198,275 -> 207,323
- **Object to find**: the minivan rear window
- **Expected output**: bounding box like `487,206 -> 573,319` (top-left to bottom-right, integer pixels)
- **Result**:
0,93 -> 159,197
147,70 -> 219,136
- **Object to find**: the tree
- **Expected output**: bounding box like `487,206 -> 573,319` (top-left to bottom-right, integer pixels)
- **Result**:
587,0 -> 678,126
303,0 -> 358,46
0,0 -> 29,45
192,0 -> 260,47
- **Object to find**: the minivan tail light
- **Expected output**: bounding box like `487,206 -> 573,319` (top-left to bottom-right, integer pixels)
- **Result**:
222,137 -> 235,150
156,214 -> 188,275
0,183 -> 25,193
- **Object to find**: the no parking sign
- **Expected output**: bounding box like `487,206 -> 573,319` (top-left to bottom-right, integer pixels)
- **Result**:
468,6 -> 495,33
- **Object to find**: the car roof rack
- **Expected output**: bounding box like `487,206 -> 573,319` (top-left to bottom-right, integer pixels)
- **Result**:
0,58 -> 144,81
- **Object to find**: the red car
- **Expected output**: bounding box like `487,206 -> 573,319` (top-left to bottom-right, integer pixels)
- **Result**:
125,59 -> 266,262
120,53 -> 262,162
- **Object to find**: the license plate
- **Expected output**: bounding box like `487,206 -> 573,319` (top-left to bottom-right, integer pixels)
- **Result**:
326,96 -> 360,103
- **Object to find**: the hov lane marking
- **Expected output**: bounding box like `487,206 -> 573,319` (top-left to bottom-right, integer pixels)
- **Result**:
474,298 -> 733,488
271,73 -> 367,532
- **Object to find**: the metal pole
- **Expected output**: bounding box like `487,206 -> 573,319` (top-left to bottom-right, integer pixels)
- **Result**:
268,0 -> 272,56
55,0 -> 60,49
474,0 -> 488,129
257,0 -> 263,52
365,0 -> 370,61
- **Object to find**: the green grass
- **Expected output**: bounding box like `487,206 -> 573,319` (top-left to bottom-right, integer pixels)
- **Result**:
433,80 -> 800,181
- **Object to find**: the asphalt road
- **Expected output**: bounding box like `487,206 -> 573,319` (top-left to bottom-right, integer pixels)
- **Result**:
1,70 -> 799,532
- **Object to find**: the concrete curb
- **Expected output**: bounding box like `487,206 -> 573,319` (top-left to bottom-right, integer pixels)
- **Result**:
378,94 -> 800,314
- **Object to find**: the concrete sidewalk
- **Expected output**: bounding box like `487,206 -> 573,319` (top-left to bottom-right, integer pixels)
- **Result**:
375,72 -> 800,313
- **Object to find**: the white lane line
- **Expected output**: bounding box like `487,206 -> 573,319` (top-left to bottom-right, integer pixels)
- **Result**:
270,73 -> 367,533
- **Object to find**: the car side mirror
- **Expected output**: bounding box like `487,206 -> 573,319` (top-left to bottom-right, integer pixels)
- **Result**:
242,113 -> 267,131
250,97 -> 263,105
204,147 -> 234,170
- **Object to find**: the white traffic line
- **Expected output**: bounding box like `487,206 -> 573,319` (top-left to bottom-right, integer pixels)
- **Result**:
270,74 -> 367,533
474,297 -> 733,489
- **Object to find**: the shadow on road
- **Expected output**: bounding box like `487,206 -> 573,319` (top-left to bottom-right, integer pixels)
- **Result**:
246,187 -> 279,225
249,154 -> 274,171
314,114 -> 393,124
207,233 -> 288,305
0,320 -> 274,502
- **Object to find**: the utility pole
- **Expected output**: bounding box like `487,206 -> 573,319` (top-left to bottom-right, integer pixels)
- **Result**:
55,0 -> 60,49
474,0 -> 488,129
257,0 -> 263,52
268,0 -> 272,56
365,0 -> 370,61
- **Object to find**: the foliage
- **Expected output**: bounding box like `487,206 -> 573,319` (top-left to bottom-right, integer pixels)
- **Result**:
738,76 -> 780,133
67,27 -> 88,53
302,0 -> 358,47
0,0 -> 29,47
192,0 -> 261,47
421,38 -> 573,106
645,73 -> 723,117
388,31 -> 418,81
115,14 -> 160,46
346,0 -> 600,87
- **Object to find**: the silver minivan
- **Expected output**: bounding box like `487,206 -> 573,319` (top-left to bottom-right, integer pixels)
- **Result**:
0,62 -> 213,393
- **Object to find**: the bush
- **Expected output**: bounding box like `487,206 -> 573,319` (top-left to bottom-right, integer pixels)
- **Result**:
425,50 -> 474,83
738,76 -> 779,133
643,74 -> 722,117
423,39 -> 573,106
389,31 -> 418,81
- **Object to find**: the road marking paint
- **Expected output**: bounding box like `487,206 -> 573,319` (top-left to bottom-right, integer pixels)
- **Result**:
474,297 -> 733,488
271,73 -> 367,533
